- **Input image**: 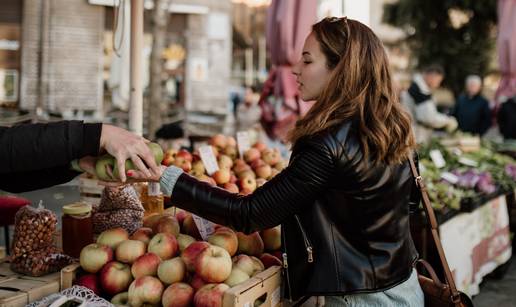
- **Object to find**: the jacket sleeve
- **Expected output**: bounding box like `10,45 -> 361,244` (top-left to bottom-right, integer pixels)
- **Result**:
169,140 -> 336,234
0,121 -> 102,174
414,99 -> 453,129
0,167 -> 80,193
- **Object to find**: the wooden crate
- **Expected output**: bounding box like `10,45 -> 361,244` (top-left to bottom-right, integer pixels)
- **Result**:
78,174 -> 104,205
0,262 -> 60,307
61,263 -> 282,307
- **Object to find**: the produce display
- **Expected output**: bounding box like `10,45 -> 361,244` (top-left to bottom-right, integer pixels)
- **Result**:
75,212 -> 282,307
418,137 -> 516,214
161,134 -> 285,195
72,135 -> 284,307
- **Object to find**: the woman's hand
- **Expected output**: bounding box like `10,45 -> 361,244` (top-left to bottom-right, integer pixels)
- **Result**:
100,124 -> 161,182
126,165 -> 166,182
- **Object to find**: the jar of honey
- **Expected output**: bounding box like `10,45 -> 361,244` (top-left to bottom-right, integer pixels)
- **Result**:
62,203 -> 94,258
139,182 -> 164,216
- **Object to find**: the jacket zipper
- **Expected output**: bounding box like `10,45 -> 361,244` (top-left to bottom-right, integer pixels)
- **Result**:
281,226 -> 293,301
295,215 -> 314,263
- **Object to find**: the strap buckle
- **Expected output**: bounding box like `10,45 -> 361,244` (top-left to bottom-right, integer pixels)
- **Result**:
450,292 -> 461,303
415,175 -> 422,188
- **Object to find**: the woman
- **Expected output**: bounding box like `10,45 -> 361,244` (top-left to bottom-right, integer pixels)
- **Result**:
129,17 -> 424,306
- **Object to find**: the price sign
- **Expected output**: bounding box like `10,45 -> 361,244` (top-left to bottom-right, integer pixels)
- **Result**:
192,214 -> 216,240
199,145 -> 219,176
430,150 -> 446,169
441,172 -> 459,184
237,131 -> 251,159
458,157 -> 478,167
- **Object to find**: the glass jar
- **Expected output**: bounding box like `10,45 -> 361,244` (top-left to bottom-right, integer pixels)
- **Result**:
62,203 -> 94,258
140,182 -> 164,216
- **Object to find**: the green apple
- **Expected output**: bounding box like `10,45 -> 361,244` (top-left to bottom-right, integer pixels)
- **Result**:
95,155 -> 115,181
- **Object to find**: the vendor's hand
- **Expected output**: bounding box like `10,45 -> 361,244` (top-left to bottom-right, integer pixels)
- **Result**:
78,156 -> 97,177
445,117 -> 458,133
126,165 -> 167,182
100,124 -> 161,182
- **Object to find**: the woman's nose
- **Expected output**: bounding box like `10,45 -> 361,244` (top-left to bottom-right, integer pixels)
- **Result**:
292,61 -> 300,76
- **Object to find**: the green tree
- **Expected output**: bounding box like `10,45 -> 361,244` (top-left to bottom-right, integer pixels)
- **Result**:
384,0 -> 497,96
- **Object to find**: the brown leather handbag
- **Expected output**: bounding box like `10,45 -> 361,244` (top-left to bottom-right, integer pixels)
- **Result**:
408,157 -> 474,307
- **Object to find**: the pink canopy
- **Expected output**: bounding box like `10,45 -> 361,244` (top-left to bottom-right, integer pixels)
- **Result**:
495,0 -> 516,101
259,0 -> 317,141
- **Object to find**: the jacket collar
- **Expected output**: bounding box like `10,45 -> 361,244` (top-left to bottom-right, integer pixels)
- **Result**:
413,74 -> 430,95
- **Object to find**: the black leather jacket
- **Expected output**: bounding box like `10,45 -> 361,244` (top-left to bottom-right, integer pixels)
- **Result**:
170,121 -> 418,299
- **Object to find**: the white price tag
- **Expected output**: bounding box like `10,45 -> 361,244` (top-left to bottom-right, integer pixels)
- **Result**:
458,157 -> 478,167
429,150 -> 446,169
237,131 -> 251,159
191,214 -> 216,240
271,287 -> 281,306
199,145 -> 219,176
441,172 -> 459,184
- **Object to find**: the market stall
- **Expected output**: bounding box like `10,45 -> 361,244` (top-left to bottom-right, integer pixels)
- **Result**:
411,135 -> 516,297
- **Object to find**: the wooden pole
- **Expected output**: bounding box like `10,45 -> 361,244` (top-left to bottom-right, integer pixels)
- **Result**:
129,0 -> 144,136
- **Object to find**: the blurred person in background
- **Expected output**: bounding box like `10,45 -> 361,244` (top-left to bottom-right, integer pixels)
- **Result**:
497,96 -> 516,140
129,17 -> 424,306
452,75 -> 491,136
401,64 -> 458,143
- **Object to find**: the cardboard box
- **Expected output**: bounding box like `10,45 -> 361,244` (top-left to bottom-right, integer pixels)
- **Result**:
0,262 -> 60,307
60,263 -> 282,307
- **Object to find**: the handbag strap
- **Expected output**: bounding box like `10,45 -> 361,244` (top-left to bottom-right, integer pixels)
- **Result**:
408,156 -> 461,303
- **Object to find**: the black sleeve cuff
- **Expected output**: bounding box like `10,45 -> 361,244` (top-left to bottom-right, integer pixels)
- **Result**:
82,123 -> 102,156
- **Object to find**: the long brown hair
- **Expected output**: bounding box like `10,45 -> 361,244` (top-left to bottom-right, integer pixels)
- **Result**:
288,17 -> 415,165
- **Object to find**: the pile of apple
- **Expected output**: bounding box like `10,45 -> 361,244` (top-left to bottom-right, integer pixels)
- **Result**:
162,134 -> 286,195
76,208 -> 282,307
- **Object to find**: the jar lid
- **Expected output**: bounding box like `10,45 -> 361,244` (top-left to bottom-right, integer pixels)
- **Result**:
63,203 -> 92,215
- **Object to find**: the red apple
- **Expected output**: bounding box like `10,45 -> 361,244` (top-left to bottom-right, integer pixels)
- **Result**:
250,256 -> 265,276
132,252 -> 162,278
143,213 -> 162,230
244,148 -> 261,163
162,155 -> 175,166
153,215 -> 180,237
213,169 -> 231,185
223,146 -> 238,160
157,257 -> 186,285
224,267 -> 250,287
74,274 -> 102,295
236,232 -> 264,256
255,164 -> 272,179
237,170 -> 256,180
189,274 -> 207,291
97,227 -> 129,249
176,149 -> 193,162
99,261 -> 133,296
165,148 -> 178,157
194,283 -> 230,307
192,160 -> 206,175
173,159 -> 192,172
116,240 -> 146,264
182,214 -> 202,239
233,163 -> 251,176
148,233 -> 178,260
261,226 -> 281,251
274,160 -> 286,171
252,141 -> 267,152
130,227 -> 153,245
229,173 -> 238,184
260,253 -> 282,269
239,188 -> 253,195
80,243 -> 114,273
207,227 -> 238,256
250,159 -> 265,170
217,155 -> 233,169
223,182 -> 239,194
162,282 -> 194,307
270,168 -> 280,178
181,241 -> 210,272
227,136 -> 237,148
195,245 -> 232,283
210,134 -> 228,149
177,233 -> 196,252
233,254 -> 257,276
128,276 -> 164,307
262,148 -> 281,166
111,292 -> 129,305
238,177 -> 257,192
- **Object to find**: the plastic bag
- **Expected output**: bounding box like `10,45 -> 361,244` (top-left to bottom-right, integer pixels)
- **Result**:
93,185 -> 144,234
